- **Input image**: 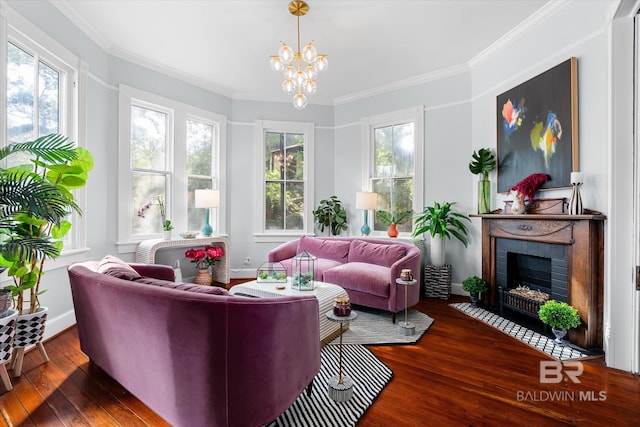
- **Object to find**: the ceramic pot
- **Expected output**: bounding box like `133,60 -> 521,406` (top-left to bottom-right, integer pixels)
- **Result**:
0,290 -> 11,318
163,230 -> 172,240
469,292 -> 480,308
0,309 -> 18,391
194,269 -> 212,286
11,307 -> 49,377
430,236 -> 446,266
387,223 -> 399,238
510,190 -> 526,214
552,328 -> 568,346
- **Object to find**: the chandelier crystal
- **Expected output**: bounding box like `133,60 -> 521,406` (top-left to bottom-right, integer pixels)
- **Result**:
270,1 -> 328,109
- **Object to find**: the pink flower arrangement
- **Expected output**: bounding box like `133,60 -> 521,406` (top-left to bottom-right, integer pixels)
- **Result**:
185,246 -> 224,270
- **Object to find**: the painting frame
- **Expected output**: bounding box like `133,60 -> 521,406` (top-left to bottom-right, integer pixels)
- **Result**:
497,57 -> 578,193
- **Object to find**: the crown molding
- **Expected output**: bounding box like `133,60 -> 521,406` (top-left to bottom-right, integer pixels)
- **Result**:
333,63 -> 469,105
468,0 -> 571,68
51,0 -> 112,51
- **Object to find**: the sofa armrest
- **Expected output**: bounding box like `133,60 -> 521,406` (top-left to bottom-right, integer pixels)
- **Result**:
268,239 -> 299,262
388,245 -> 422,308
130,263 -> 175,281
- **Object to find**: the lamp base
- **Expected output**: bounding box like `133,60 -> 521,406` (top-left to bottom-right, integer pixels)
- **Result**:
200,223 -> 213,237
360,223 -> 370,236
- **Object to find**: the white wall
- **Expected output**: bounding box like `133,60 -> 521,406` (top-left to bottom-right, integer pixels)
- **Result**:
6,0 -> 637,371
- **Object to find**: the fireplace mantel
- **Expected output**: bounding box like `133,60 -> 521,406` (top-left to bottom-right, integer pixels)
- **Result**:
473,213 -> 606,349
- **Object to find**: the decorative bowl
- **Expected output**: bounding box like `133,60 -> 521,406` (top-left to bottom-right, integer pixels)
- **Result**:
179,231 -> 198,239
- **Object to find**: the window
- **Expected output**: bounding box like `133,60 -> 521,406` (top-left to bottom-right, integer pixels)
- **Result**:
118,85 -> 226,250
2,14 -> 86,257
254,120 -> 314,241
362,107 -> 424,235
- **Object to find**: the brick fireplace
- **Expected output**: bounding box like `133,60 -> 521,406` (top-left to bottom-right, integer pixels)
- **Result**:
476,211 -> 605,349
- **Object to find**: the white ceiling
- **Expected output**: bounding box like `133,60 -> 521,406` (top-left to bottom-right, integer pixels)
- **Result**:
53,0 -> 551,106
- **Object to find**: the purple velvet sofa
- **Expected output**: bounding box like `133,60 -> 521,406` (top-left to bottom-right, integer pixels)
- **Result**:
268,236 -> 421,321
68,258 -> 320,427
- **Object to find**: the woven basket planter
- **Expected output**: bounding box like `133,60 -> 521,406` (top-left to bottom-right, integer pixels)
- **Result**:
424,264 -> 451,300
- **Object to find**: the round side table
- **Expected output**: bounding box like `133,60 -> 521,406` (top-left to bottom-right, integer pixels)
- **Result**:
325,310 -> 357,402
396,278 -> 417,336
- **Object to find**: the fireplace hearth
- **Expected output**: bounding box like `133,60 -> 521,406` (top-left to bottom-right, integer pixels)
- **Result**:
475,212 -> 605,349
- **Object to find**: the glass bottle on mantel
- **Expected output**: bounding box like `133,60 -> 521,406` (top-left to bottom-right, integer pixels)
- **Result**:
478,179 -> 491,214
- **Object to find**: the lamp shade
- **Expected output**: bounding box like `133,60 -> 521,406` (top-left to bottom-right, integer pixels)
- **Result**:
355,192 -> 377,210
195,189 -> 220,208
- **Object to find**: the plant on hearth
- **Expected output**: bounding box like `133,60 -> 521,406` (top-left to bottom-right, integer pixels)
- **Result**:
538,300 -> 581,330
0,134 -> 94,315
462,275 -> 488,307
185,246 -> 225,270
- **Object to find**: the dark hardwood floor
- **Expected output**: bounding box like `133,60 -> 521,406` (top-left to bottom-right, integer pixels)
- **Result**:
1,292 -> 638,426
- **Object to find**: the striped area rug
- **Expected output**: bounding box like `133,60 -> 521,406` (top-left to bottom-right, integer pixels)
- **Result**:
328,308 -> 434,346
268,344 -> 393,427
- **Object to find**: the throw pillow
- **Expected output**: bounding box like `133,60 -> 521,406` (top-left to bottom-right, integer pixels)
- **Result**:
347,239 -> 407,267
97,255 -> 141,280
297,236 -> 350,263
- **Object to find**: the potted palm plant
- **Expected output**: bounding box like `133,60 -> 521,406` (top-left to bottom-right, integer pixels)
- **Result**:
0,133 -> 93,375
376,209 -> 413,237
412,201 -> 470,265
313,195 -> 348,236
538,300 -> 581,346
461,275 -> 489,307
469,148 -> 496,214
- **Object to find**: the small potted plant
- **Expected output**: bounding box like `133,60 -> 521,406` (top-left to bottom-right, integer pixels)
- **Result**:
412,201 -> 470,265
538,300 -> 581,345
163,219 -> 174,239
375,209 -> 413,237
461,276 -> 489,307
185,245 -> 225,286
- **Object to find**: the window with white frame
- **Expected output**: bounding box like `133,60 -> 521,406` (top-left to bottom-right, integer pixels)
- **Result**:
362,107 -> 424,234
118,85 -> 225,249
3,16 -> 86,254
254,120 -> 314,240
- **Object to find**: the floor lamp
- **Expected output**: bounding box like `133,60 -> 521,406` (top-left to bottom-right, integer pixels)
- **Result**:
195,189 -> 220,237
355,192 -> 377,236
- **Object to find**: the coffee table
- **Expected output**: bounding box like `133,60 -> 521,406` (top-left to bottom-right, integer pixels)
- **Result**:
229,278 -> 349,344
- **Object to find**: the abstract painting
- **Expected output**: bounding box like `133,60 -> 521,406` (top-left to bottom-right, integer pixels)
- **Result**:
496,57 -> 578,193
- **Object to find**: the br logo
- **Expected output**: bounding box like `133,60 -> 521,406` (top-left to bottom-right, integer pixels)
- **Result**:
539,361 -> 583,384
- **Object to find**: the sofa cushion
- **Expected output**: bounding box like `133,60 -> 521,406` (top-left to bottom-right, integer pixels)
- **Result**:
134,277 -> 230,295
347,240 -> 406,268
323,262 -> 391,297
279,258 -> 344,281
297,236 -> 350,263
97,255 -> 141,280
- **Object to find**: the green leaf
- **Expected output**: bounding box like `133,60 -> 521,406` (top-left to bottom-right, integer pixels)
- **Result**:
51,221 -> 72,239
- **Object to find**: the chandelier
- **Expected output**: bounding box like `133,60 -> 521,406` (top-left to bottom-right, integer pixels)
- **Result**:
269,1 -> 328,109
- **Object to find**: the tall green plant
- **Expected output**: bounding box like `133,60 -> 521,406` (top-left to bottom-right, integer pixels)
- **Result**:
312,195 -> 348,236
0,134 -> 94,314
411,201 -> 470,246
538,300 -> 581,330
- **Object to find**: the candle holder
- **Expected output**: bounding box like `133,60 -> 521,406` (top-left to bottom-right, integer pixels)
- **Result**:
568,172 -> 584,215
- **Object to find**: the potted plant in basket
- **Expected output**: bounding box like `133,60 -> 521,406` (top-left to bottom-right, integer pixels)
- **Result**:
0,133 -> 93,376
538,300 -> 581,346
185,245 -> 225,286
469,148 -> 496,214
312,195 -> 348,236
461,276 -> 489,308
412,201 -> 470,266
376,209 -> 413,238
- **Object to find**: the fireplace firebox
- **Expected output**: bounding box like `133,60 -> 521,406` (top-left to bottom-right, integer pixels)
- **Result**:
475,212 -> 605,349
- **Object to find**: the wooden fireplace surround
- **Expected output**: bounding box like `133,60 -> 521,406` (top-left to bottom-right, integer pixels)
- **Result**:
475,213 -> 605,349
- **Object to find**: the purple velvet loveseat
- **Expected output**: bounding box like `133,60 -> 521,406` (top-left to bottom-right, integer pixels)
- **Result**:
268,236 -> 421,321
68,258 -> 320,427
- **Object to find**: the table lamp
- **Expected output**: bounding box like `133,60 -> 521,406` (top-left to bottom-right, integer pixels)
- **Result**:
355,191 -> 377,236
195,189 -> 220,236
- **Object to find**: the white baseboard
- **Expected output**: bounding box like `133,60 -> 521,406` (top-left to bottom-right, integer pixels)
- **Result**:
43,309 -> 76,341
230,268 -> 256,279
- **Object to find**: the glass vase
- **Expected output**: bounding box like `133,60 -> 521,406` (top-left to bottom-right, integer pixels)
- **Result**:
478,179 -> 491,214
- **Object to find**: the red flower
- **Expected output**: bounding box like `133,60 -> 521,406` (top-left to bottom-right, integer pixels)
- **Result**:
185,246 -> 224,269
